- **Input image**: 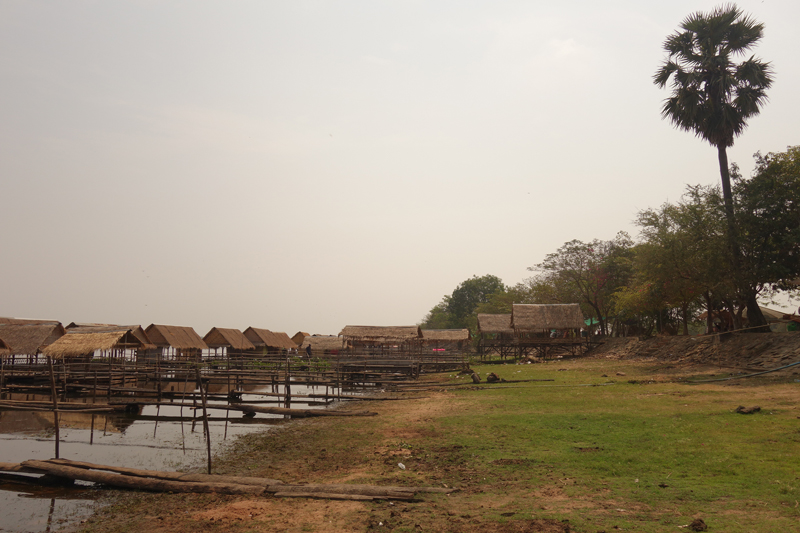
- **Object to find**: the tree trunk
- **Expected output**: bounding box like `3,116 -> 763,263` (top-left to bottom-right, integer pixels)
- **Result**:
704,292 -> 714,334
681,302 -> 689,336
717,144 -> 768,330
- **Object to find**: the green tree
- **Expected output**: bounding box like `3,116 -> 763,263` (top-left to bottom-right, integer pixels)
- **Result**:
529,233 -> 634,335
419,298 -> 453,329
632,186 -> 732,334
446,275 -> 506,328
474,281 -> 538,315
419,275 -> 506,330
736,146 -> 800,298
654,4 -> 773,328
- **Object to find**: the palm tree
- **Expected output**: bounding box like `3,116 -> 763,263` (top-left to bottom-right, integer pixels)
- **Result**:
654,4 -> 773,328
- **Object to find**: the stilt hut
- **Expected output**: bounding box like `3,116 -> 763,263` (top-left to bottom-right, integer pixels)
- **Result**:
292,331 -> 310,346
202,327 -> 255,359
42,326 -> 150,362
0,322 -> 66,364
300,335 -> 344,357
243,327 -> 297,355
477,314 -> 514,359
144,324 -> 208,361
420,329 -> 471,352
0,335 -> 10,359
339,326 -> 422,355
511,304 -> 587,358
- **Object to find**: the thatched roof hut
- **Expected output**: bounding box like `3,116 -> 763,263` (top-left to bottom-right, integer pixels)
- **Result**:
145,324 -> 208,350
66,323 -> 155,350
421,329 -> 471,342
243,327 -> 297,352
0,323 -> 66,355
292,331 -> 310,346
511,304 -> 585,332
420,328 -> 471,351
42,328 -> 148,360
477,314 -> 513,335
339,326 -> 421,342
203,328 -> 255,351
300,335 -> 344,354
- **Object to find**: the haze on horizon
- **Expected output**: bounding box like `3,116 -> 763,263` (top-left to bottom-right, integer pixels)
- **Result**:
1,1 -> 798,336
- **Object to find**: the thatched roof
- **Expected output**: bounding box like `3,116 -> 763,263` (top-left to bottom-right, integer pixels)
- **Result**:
339,326 -> 422,342
0,317 -> 61,326
512,304 -> 585,331
145,324 -> 208,350
0,323 -> 66,355
65,324 -> 155,350
477,314 -> 513,334
203,328 -> 255,350
0,336 -> 9,356
300,335 -> 344,352
243,327 -> 297,351
421,329 -> 471,341
292,331 -> 310,345
42,329 -> 146,359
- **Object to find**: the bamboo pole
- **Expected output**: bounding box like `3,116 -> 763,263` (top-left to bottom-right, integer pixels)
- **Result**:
47,356 -> 60,459
196,367 -> 212,474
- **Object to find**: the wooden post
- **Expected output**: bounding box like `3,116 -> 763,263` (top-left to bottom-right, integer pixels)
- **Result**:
284,353 -> 291,409
196,367 -> 212,474
47,356 -> 60,459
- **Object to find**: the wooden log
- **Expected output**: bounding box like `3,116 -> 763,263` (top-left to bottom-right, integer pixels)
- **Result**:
19,460 -> 265,495
104,401 -> 378,418
264,483 -> 453,498
0,462 -> 40,473
233,405 -> 377,418
271,491 -> 391,501
45,459 -> 283,486
0,400 -> 124,410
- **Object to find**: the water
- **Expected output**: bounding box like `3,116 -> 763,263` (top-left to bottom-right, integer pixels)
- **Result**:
0,383 -> 334,532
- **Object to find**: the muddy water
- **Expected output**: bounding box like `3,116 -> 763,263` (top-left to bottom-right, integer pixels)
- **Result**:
0,383 -> 336,532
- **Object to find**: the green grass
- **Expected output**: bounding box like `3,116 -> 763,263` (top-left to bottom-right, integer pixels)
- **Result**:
435,360 -> 800,532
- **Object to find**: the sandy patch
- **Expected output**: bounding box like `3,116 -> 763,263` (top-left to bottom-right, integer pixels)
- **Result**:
192,498 -> 367,531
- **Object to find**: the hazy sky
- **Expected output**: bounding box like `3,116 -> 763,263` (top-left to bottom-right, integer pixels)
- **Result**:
1,1 -> 798,335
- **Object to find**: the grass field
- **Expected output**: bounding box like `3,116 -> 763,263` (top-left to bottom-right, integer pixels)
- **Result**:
84,357 -> 800,533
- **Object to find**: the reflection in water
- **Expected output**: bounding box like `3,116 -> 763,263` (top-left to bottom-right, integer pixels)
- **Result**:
44,498 -> 54,533
0,382 -> 335,532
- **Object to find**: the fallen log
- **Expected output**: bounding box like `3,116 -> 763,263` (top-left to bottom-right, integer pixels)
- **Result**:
234,405 -> 378,418
46,459 -> 283,486
106,401 -> 378,418
0,462 -> 39,473
20,460 -> 265,495
271,491 -> 377,501
12,459 -> 456,500
266,483 -> 452,495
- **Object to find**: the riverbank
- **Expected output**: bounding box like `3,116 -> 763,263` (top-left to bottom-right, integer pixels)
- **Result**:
79,336 -> 800,532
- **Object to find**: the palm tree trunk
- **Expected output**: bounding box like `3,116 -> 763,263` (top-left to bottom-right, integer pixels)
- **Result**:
717,145 -> 768,330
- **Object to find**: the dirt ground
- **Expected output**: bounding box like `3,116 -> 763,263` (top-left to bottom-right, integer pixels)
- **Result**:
80,333 -> 800,533
589,331 -> 800,370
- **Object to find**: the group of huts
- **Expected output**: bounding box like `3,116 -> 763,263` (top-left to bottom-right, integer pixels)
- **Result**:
0,318 -> 299,364
0,317 -> 474,364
